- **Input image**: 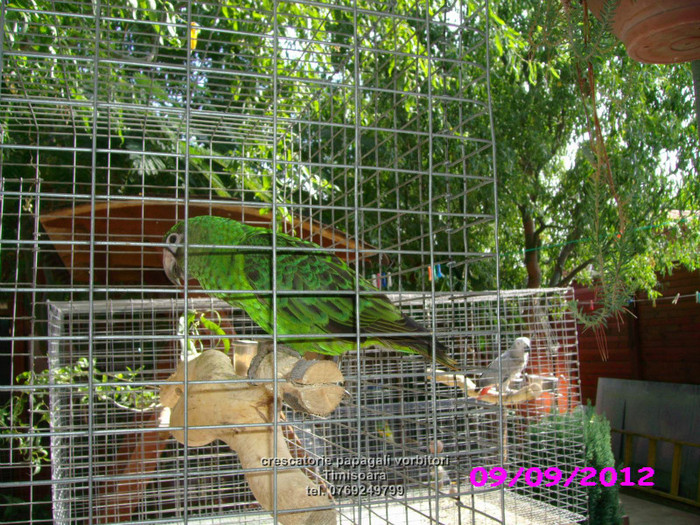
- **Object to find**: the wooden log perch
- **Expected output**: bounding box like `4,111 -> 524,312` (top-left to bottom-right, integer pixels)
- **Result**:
161,350 -> 338,525
428,369 -> 543,405
248,343 -> 345,417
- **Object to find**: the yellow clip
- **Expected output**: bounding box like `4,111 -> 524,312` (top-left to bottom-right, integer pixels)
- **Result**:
189,22 -> 200,51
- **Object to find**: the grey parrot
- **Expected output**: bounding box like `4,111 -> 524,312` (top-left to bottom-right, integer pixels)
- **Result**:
475,337 -> 531,394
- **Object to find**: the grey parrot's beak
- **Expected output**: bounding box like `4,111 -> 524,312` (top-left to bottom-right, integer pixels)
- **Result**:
518,336 -> 532,353
162,248 -> 183,286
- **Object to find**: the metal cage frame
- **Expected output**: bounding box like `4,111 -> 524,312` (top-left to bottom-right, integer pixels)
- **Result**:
0,1 -> 587,524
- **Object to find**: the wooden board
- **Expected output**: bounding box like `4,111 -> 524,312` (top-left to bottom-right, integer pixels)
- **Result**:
40,200 -> 383,285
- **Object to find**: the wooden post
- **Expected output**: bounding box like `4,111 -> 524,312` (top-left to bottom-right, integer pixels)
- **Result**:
671,443 -> 683,497
161,350 -> 340,525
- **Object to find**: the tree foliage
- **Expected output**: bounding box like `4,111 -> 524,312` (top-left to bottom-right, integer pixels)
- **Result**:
1,0 -> 698,322
489,0 -> 700,328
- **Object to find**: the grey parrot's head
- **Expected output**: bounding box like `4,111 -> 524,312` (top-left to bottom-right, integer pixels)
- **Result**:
162,222 -> 185,286
511,337 -> 531,357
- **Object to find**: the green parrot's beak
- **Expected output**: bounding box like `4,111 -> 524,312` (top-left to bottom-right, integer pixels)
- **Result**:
162,247 -> 183,286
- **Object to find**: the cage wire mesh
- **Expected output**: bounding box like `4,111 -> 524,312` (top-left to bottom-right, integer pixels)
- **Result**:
43,290 -> 585,525
0,1 -> 587,524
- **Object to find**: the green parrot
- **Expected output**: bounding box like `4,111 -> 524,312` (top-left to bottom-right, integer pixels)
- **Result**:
162,215 -> 457,370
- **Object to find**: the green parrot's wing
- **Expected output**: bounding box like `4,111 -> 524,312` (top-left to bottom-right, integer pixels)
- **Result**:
238,229 -> 456,368
238,228 -> 391,335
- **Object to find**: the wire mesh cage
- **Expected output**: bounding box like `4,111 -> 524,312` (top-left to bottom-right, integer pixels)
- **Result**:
1,1 -> 588,524
45,290 -> 585,525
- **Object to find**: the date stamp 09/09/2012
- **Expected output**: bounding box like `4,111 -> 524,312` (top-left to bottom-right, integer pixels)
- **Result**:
467,466 -> 654,488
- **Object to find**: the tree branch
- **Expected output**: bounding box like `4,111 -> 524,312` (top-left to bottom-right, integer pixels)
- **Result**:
534,218 -> 549,237
519,204 -> 543,288
549,240 -> 576,287
559,257 -> 596,287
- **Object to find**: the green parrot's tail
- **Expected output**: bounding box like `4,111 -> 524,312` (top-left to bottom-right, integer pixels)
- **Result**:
406,337 -> 459,371
434,345 -> 459,371
379,336 -> 458,370
376,314 -> 459,371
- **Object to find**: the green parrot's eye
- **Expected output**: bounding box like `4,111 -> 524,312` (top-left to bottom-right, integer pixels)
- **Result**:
166,233 -> 181,248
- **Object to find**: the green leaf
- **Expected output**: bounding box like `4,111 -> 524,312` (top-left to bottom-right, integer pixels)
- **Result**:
199,313 -> 231,354
493,32 -> 503,56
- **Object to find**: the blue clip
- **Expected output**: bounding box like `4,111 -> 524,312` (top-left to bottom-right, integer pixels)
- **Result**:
381,272 -> 388,289
696,291 -> 700,304
434,264 -> 444,279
